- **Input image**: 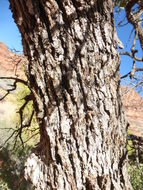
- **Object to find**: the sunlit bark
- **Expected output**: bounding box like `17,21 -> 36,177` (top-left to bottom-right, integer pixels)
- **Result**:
10,0 -> 132,189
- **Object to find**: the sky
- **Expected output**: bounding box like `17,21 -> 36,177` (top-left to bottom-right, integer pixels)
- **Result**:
115,8 -> 143,77
0,0 -> 23,52
0,1 -> 142,77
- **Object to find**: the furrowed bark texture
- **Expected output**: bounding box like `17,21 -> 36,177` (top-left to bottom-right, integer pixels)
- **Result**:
10,0 -> 132,189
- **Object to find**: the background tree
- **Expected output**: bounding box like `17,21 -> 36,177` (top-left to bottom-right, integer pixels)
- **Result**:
8,0 -> 143,189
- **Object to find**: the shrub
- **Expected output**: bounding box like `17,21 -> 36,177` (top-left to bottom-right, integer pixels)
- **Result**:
128,164 -> 143,190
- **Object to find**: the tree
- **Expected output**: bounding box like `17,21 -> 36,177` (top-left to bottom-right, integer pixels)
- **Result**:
8,0 -> 140,189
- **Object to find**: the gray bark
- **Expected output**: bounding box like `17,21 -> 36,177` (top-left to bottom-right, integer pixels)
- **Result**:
10,0 -> 132,189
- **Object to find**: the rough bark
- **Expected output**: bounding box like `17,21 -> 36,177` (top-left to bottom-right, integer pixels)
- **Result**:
10,0 -> 132,189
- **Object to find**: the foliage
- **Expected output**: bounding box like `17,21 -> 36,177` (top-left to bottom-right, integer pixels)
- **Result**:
128,164 -> 143,190
3,82 -> 39,148
0,143 -> 32,190
127,133 -> 143,189
0,82 -> 39,189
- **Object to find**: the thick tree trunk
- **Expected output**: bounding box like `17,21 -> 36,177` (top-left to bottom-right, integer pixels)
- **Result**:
10,0 -> 132,189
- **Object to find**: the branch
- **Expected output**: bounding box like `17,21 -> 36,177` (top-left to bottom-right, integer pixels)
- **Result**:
0,77 -> 28,86
135,68 -> 143,72
125,0 -> 143,49
129,31 -> 138,78
121,67 -> 143,79
23,110 -> 34,128
0,91 -> 10,101
120,52 -> 143,61
0,90 -> 36,150
17,93 -> 34,147
0,129 -> 19,150
12,131 -> 39,151
121,72 -> 131,79
0,77 -> 28,101
121,28 -> 143,79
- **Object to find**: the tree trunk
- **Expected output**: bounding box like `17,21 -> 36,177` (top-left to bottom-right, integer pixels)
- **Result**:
10,0 -> 132,189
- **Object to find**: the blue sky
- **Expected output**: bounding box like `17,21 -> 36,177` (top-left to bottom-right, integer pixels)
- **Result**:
0,1 -> 142,77
115,8 -> 143,77
0,0 -> 22,52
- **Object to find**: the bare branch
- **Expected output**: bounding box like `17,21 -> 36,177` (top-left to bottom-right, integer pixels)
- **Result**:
0,91 -> 10,101
0,127 -> 15,130
23,132 -> 39,145
135,68 -> 143,72
131,30 -> 138,52
121,28 -> 143,80
130,31 -> 138,78
12,131 -> 39,151
0,129 -> 19,150
126,0 -> 143,49
121,72 -> 131,79
0,89 -> 36,149
120,52 -> 143,61
0,77 -> 28,105
0,77 -> 28,86
23,110 -> 35,128
17,93 -> 33,147
121,67 -> 143,79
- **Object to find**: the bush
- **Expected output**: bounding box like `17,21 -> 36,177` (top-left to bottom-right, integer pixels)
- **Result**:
127,134 -> 143,189
0,143 -> 32,190
0,82 -> 39,189
128,164 -> 143,190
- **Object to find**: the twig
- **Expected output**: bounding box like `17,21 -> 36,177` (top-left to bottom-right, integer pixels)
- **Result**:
125,0 -> 143,49
120,52 -> 143,61
0,77 -> 28,86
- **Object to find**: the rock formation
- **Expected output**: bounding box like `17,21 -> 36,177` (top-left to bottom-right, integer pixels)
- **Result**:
0,42 -> 25,77
122,87 -> 143,137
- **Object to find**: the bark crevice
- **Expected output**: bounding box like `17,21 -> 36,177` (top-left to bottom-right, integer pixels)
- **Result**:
9,0 -> 132,189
